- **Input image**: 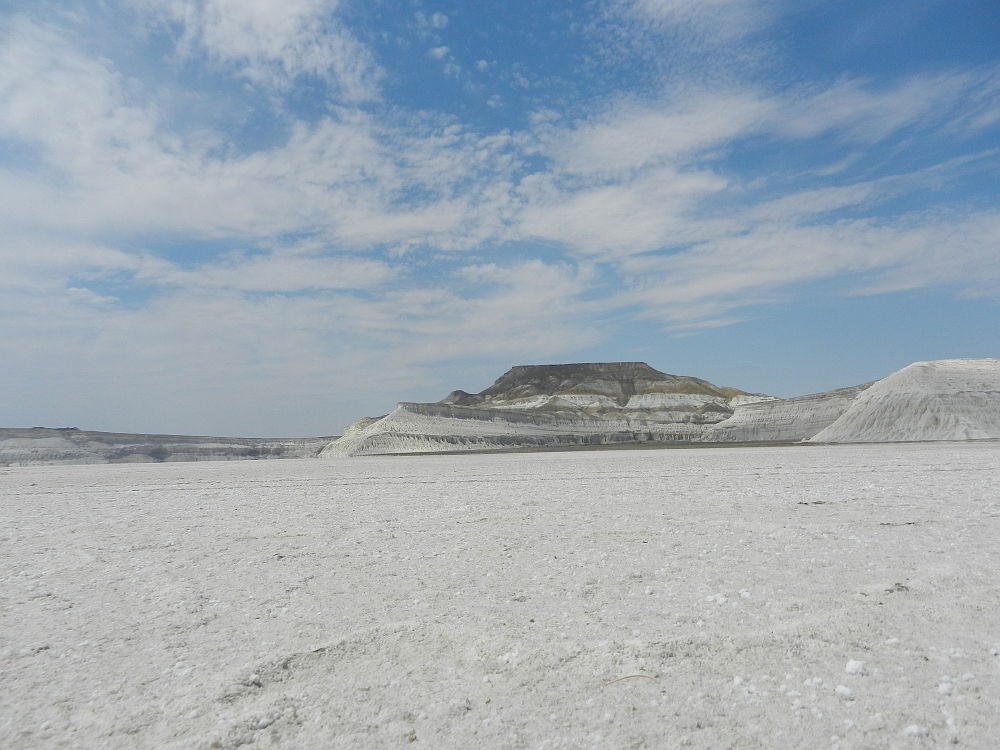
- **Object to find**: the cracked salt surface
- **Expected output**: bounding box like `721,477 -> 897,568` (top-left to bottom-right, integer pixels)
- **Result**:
2,442 -> 1000,748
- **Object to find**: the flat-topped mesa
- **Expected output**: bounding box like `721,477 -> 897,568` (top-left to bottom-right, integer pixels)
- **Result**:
439,362 -> 748,409
321,361 -> 767,456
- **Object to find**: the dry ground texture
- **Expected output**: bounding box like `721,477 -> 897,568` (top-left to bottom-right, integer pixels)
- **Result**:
2,442 -> 999,749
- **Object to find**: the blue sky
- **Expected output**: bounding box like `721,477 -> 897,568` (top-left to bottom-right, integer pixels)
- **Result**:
1,0 -> 998,436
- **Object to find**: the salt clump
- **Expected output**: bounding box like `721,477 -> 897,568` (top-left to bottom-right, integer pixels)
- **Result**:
845,660 -> 866,675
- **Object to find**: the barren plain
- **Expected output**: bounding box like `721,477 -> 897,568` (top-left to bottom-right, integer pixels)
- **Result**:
2,442 -> 999,748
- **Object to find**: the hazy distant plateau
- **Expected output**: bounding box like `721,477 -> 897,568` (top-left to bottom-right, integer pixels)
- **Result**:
0,428 -> 335,466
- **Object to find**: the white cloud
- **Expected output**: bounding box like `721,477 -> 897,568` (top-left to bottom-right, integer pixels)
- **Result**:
0,18 -> 162,176
0,18 -> 520,249
137,252 -> 397,293
129,0 -> 380,100
611,208 -> 1000,325
776,72 -> 985,143
628,0 -> 776,36
540,91 -> 773,178
3,14 -> 996,293
516,164 -> 727,257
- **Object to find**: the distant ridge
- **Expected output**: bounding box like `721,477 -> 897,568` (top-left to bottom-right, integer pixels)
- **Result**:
0,428 -> 336,466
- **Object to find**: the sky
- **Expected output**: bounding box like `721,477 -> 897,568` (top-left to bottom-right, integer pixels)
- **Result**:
1,0 -> 999,437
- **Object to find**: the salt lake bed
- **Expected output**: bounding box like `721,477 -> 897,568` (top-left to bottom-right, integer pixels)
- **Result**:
2,442 -> 999,749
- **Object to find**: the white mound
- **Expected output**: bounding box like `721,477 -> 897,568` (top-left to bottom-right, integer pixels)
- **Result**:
810,359 -> 1000,443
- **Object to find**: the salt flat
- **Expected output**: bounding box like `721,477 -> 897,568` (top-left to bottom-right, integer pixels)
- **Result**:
2,444 -> 999,749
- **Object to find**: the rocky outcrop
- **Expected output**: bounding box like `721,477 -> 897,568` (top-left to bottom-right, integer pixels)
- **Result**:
0,428 -> 334,466
809,359 -> 1000,443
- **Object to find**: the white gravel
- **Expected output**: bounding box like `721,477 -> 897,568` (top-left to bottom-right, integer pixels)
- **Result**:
2,442 -> 999,748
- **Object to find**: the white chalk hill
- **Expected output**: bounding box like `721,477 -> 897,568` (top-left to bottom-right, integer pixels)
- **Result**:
810,359 -> 1000,443
324,358 -> 1000,456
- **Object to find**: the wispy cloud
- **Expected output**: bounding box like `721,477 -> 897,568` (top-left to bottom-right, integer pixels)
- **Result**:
614,208 -> 1000,321
128,0 -> 381,100
624,0 -> 779,43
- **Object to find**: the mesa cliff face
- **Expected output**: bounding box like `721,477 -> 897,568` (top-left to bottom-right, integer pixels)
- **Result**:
322,358 -> 1000,456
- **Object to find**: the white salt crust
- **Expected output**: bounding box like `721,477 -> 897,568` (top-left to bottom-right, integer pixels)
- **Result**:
2,442 -> 999,748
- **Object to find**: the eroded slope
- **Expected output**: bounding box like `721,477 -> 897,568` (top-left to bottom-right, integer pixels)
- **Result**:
810,359 -> 1000,443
